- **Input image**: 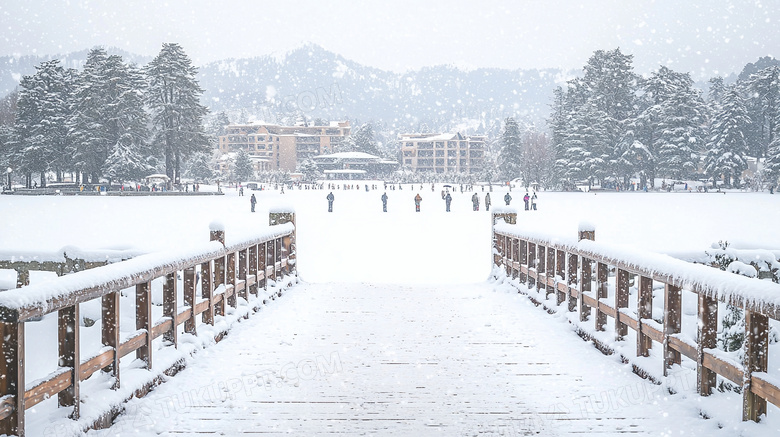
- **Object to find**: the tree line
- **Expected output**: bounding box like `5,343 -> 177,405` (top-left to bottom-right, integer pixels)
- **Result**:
499,49 -> 780,191
0,43 -> 210,188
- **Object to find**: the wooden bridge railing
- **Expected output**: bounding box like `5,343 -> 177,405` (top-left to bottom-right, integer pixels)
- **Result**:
492,212 -> 780,423
0,213 -> 296,436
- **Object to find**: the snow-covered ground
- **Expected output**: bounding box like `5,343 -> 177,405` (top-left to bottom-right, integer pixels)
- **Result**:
1,183 -> 779,436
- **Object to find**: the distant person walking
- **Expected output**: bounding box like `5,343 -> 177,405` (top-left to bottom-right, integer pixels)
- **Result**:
327,191 -> 335,212
485,192 -> 491,211
445,192 -> 452,212
414,193 -> 422,212
531,192 -> 537,210
523,192 -> 530,210
381,192 -> 388,212
250,194 -> 257,212
471,192 -> 479,211
504,192 -> 512,205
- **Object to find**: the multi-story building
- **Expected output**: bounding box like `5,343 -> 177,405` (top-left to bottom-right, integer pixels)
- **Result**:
399,133 -> 485,173
218,121 -> 351,172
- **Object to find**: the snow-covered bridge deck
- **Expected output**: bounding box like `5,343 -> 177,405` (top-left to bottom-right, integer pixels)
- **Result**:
100,280 -> 709,436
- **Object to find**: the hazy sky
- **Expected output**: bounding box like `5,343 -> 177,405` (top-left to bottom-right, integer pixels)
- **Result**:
1,0 -> 777,78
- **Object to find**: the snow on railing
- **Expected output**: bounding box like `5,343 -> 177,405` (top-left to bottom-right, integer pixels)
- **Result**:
492,212 -> 780,424
0,213 -> 296,437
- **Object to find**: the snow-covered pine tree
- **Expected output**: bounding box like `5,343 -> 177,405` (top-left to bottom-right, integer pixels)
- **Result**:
69,48 -> 110,184
498,117 -> 523,183
353,123 -> 380,156
185,152 -> 214,182
654,72 -> 706,180
742,66 -> 780,158
297,158 -> 320,182
101,56 -> 149,184
232,148 -> 254,183
14,59 -> 74,187
705,86 -> 752,187
146,43 -> 211,186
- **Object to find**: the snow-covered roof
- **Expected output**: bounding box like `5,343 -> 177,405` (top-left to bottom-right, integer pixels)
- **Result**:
324,169 -> 367,174
316,152 -> 381,160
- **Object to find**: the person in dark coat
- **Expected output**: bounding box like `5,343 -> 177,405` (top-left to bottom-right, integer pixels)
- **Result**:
523,192 -> 530,210
445,192 -> 452,212
250,193 -> 257,212
504,192 -> 512,205
327,191 -> 335,212
381,192 -> 388,212
414,193 -> 422,212
485,192 -> 491,211
471,192 -> 479,211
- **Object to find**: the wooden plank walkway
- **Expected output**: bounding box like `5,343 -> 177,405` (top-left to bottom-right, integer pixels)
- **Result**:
102,281 -> 714,436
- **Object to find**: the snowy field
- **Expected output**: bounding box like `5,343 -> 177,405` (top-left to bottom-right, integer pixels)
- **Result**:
1,183 -> 779,436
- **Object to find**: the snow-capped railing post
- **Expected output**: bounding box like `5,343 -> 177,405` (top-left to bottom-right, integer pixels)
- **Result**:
577,225 -> 594,323
102,290 -> 121,386
697,293 -> 718,396
183,267 -> 197,335
742,310 -> 769,421
163,272 -> 178,346
595,262 -> 609,332
663,284 -> 682,376
210,222 -> 226,318
201,258 -> 214,325
0,320 -> 24,436
544,246 -> 555,298
136,281 -> 153,368
555,249 -> 566,305
615,269 -> 630,341
58,303 -> 80,418
567,251 -> 578,313
637,276 -> 653,357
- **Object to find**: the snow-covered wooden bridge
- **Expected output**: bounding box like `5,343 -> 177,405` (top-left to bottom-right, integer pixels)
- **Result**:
1,208 -> 779,436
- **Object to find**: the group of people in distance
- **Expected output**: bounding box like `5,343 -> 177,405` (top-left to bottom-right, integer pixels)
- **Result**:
322,190 -> 538,213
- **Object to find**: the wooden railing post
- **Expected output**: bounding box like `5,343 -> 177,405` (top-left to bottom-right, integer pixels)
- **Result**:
226,251 -> 237,308
545,246 -> 555,298
512,238 -> 519,278
663,284 -> 682,375
136,281 -> 152,368
615,269 -> 630,340
101,291 -> 120,387
249,244 -> 258,296
697,293 -> 718,396
260,242 -> 267,291
201,261 -> 214,325
578,226 -> 595,322
163,272 -> 178,346
183,266 -> 197,335
743,310 -> 769,421
637,276 -> 653,357
555,249 -> 566,305
238,249 -> 248,301
595,262 -> 608,332
527,242 -> 536,289
567,252 -> 578,312
275,237 -> 282,281
504,236 -> 511,275
519,240 -> 528,283
0,320 -> 24,436
211,228 -> 226,317
58,304 -> 80,418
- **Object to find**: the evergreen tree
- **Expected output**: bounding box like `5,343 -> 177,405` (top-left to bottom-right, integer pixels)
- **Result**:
185,152 -> 214,182
705,87 -> 752,187
743,66 -> 780,158
146,43 -> 210,185
498,117 -> 523,182
353,123 -> 380,156
655,72 -> 706,179
14,59 -> 74,187
297,158 -> 320,182
69,49 -> 149,184
232,148 -> 254,183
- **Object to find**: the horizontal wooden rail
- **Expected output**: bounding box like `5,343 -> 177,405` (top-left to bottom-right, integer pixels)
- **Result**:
492,213 -> 780,424
0,211 -> 297,437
